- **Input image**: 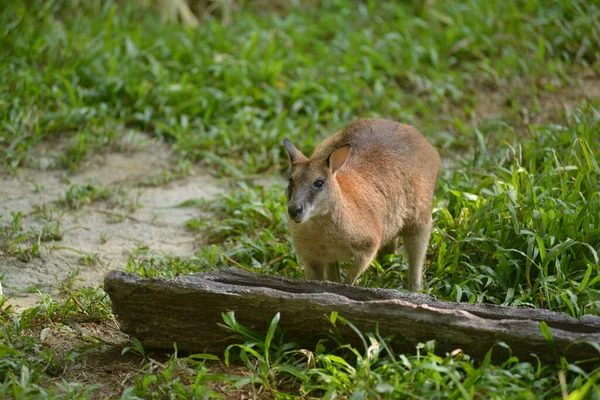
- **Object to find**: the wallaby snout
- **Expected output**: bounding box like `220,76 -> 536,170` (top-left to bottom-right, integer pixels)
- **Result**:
283,118 -> 441,291
287,203 -> 304,222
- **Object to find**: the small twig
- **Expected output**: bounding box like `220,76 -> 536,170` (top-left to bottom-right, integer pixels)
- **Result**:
87,208 -> 140,222
558,369 -> 568,400
214,173 -> 275,184
110,314 -> 121,331
69,293 -> 85,313
222,254 -> 254,273
63,225 -> 90,233
66,322 -> 124,348
67,321 -> 91,337
148,357 -> 167,368
261,253 -> 290,269
120,372 -> 135,388
173,0 -> 200,27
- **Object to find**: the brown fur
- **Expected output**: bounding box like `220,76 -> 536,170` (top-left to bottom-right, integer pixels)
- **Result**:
283,118 -> 441,290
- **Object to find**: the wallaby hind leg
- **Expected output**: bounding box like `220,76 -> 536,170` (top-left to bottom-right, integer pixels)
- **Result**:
303,261 -> 326,281
326,262 -> 341,283
403,220 -> 433,291
379,237 -> 399,256
343,246 -> 379,285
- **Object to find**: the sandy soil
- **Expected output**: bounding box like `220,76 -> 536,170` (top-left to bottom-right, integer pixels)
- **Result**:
475,77 -> 600,124
0,136 -> 223,311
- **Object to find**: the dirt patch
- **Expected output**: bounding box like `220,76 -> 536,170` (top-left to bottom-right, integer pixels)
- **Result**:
0,136 -> 223,311
37,322 -> 136,399
29,320 -> 270,399
475,77 -> 600,125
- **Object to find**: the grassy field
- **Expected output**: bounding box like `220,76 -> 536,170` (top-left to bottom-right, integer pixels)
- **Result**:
1,0 -> 600,398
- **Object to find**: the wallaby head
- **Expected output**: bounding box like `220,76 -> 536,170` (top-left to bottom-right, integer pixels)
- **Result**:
283,139 -> 351,223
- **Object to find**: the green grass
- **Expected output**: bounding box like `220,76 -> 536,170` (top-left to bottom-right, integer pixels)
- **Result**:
428,108 -> 600,315
53,180 -> 141,214
58,182 -> 115,210
0,288 -> 112,398
1,0 -> 600,398
0,211 -> 61,261
1,0 -> 598,174
217,312 -> 600,399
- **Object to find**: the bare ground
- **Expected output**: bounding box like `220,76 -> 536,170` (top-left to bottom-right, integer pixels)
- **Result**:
474,77 -> 600,124
0,135 -> 223,311
0,136 -> 258,398
29,321 -> 265,399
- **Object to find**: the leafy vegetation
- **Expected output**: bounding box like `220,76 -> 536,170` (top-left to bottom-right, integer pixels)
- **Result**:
1,0 -> 599,398
428,108 -> 600,316
59,182 -> 115,210
0,211 -> 64,262
218,312 -> 600,399
2,0 -> 598,173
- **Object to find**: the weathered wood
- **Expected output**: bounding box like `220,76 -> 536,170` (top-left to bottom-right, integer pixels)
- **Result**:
104,268 -> 600,364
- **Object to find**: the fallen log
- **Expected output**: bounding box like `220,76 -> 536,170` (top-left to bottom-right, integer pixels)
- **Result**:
104,268 -> 600,364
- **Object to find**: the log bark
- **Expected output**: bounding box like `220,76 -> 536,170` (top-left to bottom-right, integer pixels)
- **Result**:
104,268 -> 600,364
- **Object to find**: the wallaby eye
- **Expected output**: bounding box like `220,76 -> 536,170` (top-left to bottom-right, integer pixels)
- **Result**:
287,178 -> 293,185
313,179 -> 325,189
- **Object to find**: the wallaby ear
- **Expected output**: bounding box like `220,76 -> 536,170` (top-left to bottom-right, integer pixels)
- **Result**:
283,139 -> 308,164
329,145 -> 351,175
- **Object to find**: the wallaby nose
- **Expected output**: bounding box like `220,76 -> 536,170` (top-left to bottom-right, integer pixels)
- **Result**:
288,204 -> 303,219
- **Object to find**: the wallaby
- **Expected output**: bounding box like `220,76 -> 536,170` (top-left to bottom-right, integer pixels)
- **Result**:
283,118 -> 441,291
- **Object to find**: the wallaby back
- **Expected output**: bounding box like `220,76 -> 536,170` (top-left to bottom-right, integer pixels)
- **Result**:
283,118 -> 441,290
